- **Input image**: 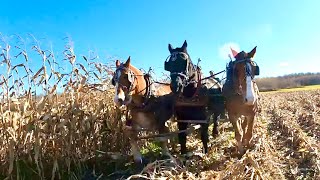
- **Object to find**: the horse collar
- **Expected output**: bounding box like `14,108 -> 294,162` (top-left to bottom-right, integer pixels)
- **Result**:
128,74 -> 155,109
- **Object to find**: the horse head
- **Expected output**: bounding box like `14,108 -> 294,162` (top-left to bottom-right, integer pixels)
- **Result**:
227,46 -> 260,105
164,40 -> 199,97
111,56 -> 141,107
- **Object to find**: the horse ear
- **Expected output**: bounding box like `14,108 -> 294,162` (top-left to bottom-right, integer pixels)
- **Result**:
182,40 -> 187,50
248,46 -> 257,58
230,47 -> 238,58
116,60 -> 120,67
124,56 -> 131,67
168,44 -> 173,53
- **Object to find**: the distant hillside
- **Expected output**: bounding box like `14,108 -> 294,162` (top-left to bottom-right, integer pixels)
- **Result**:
255,72 -> 320,91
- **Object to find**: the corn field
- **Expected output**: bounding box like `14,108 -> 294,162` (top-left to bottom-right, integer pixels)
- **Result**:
0,35 -> 319,180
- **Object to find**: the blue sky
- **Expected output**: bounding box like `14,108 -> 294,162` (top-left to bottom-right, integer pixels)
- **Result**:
1,0 -> 320,83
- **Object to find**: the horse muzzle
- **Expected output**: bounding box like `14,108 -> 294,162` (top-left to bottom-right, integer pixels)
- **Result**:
244,94 -> 256,105
114,94 -> 132,107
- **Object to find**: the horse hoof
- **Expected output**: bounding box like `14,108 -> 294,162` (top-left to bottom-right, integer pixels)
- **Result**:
243,139 -> 253,148
134,156 -> 149,166
180,149 -> 188,156
133,157 -> 149,171
212,130 -> 219,138
202,148 -> 209,154
238,149 -> 245,157
184,152 -> 193,159
160,153 -> 171,160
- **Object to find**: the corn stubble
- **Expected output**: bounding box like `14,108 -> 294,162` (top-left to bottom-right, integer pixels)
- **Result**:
0,35 -> 319,179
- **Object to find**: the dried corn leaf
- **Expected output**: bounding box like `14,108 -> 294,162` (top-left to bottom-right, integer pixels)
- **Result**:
32,67 -> 44,80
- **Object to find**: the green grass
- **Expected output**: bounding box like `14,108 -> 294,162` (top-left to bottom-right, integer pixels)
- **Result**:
261,84 -> 320,94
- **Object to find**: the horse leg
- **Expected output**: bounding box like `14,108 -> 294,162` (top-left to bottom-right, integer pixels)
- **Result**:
158,124 -> 171,157
243,115 -> 255,148
212,114 -> 219,138
220,108 -> 226,119
229,114 -> 244,155
124,128 -> 143,164
200,123 -> 209,154
218,101 -> 226,120
241,117 -> 248,136
177,122 -> 188,155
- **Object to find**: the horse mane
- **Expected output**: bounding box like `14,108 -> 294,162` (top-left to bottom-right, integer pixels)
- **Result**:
128,64 -> 144,76
226,61 -> 234,81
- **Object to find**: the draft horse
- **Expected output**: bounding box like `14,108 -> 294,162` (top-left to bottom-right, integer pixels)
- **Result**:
111,56 -> 174,164
164,40 -> 224,155
222,46 -> 260,155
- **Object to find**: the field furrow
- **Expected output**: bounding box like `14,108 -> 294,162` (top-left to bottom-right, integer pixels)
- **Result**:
261,91 -> 320,179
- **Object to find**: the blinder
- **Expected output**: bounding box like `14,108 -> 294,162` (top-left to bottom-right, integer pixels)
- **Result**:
111,78 -> 115,86
253,62 -> 260,76
164,53 -> 188,73
233,59 -> 260,76
111,64 -> 135,88
111,71 -> 116,86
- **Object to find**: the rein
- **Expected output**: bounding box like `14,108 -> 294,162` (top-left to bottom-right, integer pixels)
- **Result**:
135,74 -> 153,108
201,70 -> 226,81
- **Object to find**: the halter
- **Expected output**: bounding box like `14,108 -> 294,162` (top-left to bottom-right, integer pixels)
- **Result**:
112,63 -> 136,95
228,58 -> 259,95
164,51 -> 197,86
112,63 -> 156,109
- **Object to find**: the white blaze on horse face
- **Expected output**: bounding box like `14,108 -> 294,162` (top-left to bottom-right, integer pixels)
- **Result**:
113,70 -> 126,107
245,62 -> 256,105
114,84 -> 126,106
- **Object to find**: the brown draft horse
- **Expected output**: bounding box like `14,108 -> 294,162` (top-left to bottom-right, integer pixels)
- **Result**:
222,46 -> 260,155
111,56 -> 175,164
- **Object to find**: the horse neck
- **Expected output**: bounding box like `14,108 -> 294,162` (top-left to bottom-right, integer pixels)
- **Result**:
182,70 -> 200,97
129,65 -> 147,103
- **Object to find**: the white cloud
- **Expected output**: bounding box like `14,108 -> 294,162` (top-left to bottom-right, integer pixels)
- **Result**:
218,42 -> 240,60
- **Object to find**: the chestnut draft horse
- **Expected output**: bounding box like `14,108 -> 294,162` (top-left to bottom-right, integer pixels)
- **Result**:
222,46 -> 261,155
164,40 -> 225,155
111,56 -> 175,164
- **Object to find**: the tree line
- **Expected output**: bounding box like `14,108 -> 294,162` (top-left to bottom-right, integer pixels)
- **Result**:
255,72 -> 320,91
